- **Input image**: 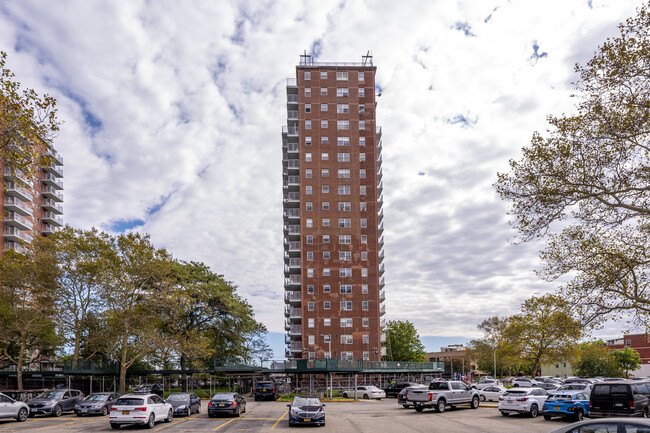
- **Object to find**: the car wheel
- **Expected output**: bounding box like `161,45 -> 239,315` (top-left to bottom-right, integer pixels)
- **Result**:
363,394 -> 369,399
110,423 -> 120,429
343,393 -> 348,399
471,396 -> 479,409
480,395 -> 486,402
254,396 -> 259,401
17,408 -> 28,422
415,407 -> 424,412
236,406 -> 241,417
166,409 -> 173,423
53,404 -> 62,417
575,408 -> 584,422
513,383 -> 519,387
501,411 -> 509,417
102,406 -> 109,416
543,415 -> 552,421
242,402 -> 246,413
146,413 -> 155,429
436,400 -> 446,413
402,404 -> 410,408
529,404 -> 539,418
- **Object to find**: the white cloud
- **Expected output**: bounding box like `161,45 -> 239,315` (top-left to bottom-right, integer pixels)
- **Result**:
0,0 -> 641,345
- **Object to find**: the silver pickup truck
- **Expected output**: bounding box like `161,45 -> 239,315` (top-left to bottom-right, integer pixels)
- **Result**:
407,381 -> 480,413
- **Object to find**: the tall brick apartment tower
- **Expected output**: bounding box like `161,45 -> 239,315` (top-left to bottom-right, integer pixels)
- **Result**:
2,148 -> 64,253
282,53 -> 385,361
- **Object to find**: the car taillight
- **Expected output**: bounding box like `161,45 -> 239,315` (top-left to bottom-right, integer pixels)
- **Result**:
516,398 -> 528,401
272,387 -> 275,392
542,406 -> 547,410
565,401 -> 574,404
208,402 -> 213,407
630,401 -> 635,409
231,402 -> 237,407
589,401 -> 593,407
110,408 -> 118,411
134,407 -> 147,411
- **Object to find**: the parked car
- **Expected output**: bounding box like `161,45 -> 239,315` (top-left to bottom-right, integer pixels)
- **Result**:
498,387 -> 549,418
108,393 -> 173,429
254,381 -> 277,401
511,377 -> 540,387
474,378 -> 502,390
342,386 -> 385,400
590,381 -> 650,418
384,382 -> 423,398
564,377 -> 595,385
542,390 -> 590,421
166,392 -> 201,417
0,392 -> 29,422
397,385 -> 427,408
557,383 -> 591,393
208,392 -> 246,418
548,417 -> 650,433
408,380 -> 480,413
132,384 -> 163,398
74,392 -> 120,416
535,382 -> 560,391
479,385 -> 507,402
287,396 -> 325,427
28,389 -> 84,417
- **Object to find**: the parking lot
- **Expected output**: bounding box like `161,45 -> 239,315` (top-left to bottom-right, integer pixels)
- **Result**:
0,398 -> 571,432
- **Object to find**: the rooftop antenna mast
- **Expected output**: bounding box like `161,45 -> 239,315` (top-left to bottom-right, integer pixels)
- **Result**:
362,50 -> 373,66
300,50 -> 313,66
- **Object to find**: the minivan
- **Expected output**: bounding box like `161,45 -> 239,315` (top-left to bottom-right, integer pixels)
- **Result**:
590,381 -> 650,417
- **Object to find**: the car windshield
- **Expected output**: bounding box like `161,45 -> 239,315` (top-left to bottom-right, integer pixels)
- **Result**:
559,385 -> 586,390
548,394 -> 574,400
36,391 -> 64,399
84,394 -> 108,401
256,383 -> 272,388
504,390 -> 527,396
429,383 -> 449,390
293,397 -> 321,407
167,394 -> 190,401
116,397 -> 144,405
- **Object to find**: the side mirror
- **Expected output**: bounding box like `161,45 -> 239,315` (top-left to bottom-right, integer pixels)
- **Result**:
322,403 -> 326,407
287,404 -> 291,407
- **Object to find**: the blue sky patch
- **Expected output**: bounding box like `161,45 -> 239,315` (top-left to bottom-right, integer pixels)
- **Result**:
455,22 -> 475,37
106,218 -> 145,233
531,41 -> 548,62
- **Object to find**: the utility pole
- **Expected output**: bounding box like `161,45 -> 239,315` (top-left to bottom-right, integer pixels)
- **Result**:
493,347 -> 497,379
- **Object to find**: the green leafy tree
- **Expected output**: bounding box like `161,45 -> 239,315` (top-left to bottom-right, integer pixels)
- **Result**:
0,51 -> 59,177
494,3 -> 650,326
383,320 -> 426,362
467,317 -> 520,377
573,341 -> 621,377
612,346 -> 642,377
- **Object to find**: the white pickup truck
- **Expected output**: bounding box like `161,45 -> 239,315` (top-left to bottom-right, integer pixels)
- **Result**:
407,380 -> 481,413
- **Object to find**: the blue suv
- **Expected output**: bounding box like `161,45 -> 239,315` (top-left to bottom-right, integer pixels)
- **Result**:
542,390 -> 590,421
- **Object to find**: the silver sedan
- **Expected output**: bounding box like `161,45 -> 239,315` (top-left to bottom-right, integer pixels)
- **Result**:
0,392 -> 29,422
478,385 -> 507,402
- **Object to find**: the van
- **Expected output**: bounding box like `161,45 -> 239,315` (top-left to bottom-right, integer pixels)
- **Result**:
589,381 -> 650,417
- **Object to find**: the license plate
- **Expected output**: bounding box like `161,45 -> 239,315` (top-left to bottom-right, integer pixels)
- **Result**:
507,399 -> 513,403
615,403 -> 623,407
219,404 -> 225,407
82,409 -> 87,413
122,411 -> 129,415
303,418 -> 311,422
554,406 -> 560,410
262,389 -> 267,391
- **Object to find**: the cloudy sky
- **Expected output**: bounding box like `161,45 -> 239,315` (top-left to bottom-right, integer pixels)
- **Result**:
0,0 -> 642,358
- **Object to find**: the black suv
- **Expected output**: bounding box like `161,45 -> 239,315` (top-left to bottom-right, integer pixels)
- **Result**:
133,384 -> 163,398
254,381 -> 277,401
590,381 -> 650,417
384,382 -> 423,398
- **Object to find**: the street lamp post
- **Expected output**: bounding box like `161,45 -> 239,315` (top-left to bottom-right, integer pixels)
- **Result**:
493,347 -> 497,379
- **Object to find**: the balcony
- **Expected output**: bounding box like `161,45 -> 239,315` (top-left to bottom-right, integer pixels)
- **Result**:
44,148 -> 63,165
3,168 -> 31,186
379,289 -> 385,301
284,291 -> 302,304
377,166 -> 383,180
283,192 -> 300,203
285,275 -> 301,287
287,94 -> 298,104
42,173 -> 63,190
283,208 -> 300,219
380,332 -> 386,343
379,276 -> 385,288
287,175 -> 299,185
4,212 -> 34,231
4,240 -> 27,254
42,224 -> 59,236
377,139 -> 382,153
377,221 -> 384,235
282,126 -> 299,136
380,304 -> 386,316
4,226 -> 33,244
289,258 -> 301,268
43,212 -> 63,226
42,199 -> 63,214
378,207 -> 384,222
286,78 -> 297,88
378,249 -> 385,260
285,319 -> 291,331
288,341 -> 302,352
288,241 -> 301,252
5,181 -> 33,202
285,142 -> 299,153
284,224 -> 300,236
377,194 -> 384,207
376,126 -> 382,137
377,180 -> 383,193
379,263 -> 385,275
286,159 -> 299,171
42,186 -> 63,202
378,235 -> 384,247
284,306 -> 302,320
287,110 -> 298,120
45,163 -> 63,178
289,325 -> 301,336
380,318 -> 386,328
4,197 -> 33,216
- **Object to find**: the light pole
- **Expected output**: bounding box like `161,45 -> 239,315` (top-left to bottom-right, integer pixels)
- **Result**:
493,346 -> 497,379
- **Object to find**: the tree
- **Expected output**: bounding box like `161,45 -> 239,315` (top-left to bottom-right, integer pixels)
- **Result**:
0,250 -> 59,390
383,320 -> 426,362
494,4 -> 650,326
611,346 -> 642,377
0,51 -> 59,177
467,316 -> 520,377
573,341 -> 621,377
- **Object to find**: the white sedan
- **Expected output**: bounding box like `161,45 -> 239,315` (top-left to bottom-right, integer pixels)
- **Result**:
342,386 -> 386,399
109,393 -> 173,429
479,385 -> 507,402
0,393 -> 29,422
499,387 -> 549,418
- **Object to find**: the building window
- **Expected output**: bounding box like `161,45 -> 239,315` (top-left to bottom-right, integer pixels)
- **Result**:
627,339 -> 632,346
338,218 -> 351,228
339,235 -> 351,244
362,317 -> 369,327
361,235 -> 367,244
361,251 -> 368,260
341,318 -> 353,327
306,218 -> 313,228
306,169 -> 312,178
322,201 -> 330,210
308,301 -> 314,311
338,169 -> 350,178
323,268 -> 330,276
322,168 -> 329,177
336,72 -> 348,80
337,88 -> 349,97
320,71 -> 327,79
308,284 -> 314,293
363,334 -> 369,344
340,284 -> 352,294
338,137 -> 350,146
323,234 -> 330,243
358,72 -> 364,81
306,202 -> 313,211
322,152 -> 329,161
308,335 -> 315,345
337,104 -> 349,113
305,153 -> 312,162
321,103 -> 327,112
359,87 -> 365,97
304,71 -> 311,80
307,268 -> 314,278
305,120 -> 311,130
324,301 -> 331,310
340,251 -> 352,261
339,202 -> 351,211
360,202 -> 367,211
322,185 -> 329,193
324,334 -> 331,342
359,121 -> 365,130
360,218 -> 367,228
322,218 -> 330,227
323,285 -> 330,293
340,302 -> 353,311
360,153 -> 366,162
305,104 -> 311,113
305,88 -> 311,97
337,153 -> 350,162
362,301 -> 369,310
308,318 -> 314,328
359,136 -> 366,146
307,252 -> 314,261
337,120 -> 350,130
362,268 -> 368,277
340,268 -> 352,277
341,351 -> 353,360
306,235 -> 313,244
321,120 -> 328,128
323,251 -> 330,259
363,351 -> 370,360
360,186 -> 367,195
305,136 -> 312,145
341,335 -> 353,344
324,318 -> 331,326
306,185 -> 312,195
321,87 -> 327,95
321,136 -> 329,145
360,169 -> 366,178
338,185 -> 351,194
359,104 -> 365,114
362,284 -> 368,294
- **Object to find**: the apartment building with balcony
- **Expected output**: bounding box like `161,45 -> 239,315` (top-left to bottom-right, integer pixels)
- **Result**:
2,147 -> 64,254
282,53 -> 385,361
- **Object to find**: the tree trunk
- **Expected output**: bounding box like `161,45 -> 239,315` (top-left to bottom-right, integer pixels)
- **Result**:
119,341 -> 128,395
72,329 -> 81,370
16,338 -> 26,391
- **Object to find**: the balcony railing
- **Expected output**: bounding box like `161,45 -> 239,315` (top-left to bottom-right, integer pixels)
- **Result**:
4,240 -> 27,254
286,143 -> 299,153
284,292 -> 302,303
284,307 -> 301,319
289,342 -> 302,352
287,94 -> 298,103
289,258 -> 301,267
379,263 -> 385,275
3,168 -> 31,185
379,289 -> 385,301
288,175 -> 299,185
376,126 -> 382,136
43,212 -> 63,226
380,332 -> 387,343
283,209 -> 300,219
287,78 -> 297,87
42,186 -> 63,202
4,212 -> 34,231
42,199 -> 63,214
44,148 -> 63,165
289,325 -> 301,335
377,221 -> 384,235
283,192 -> 300,202
287,225 -> 300,235
4,196 -> 33,216
379,276 -> 385,288
380,318 -> 386,328
377,139 -> 382,153
42,173 -> 63,189
377,166 -> 383,179
5,182 -> 33,202
288,241 -> 300,251
45,163 -> 63,177
285,275 -> 301,286
42,224 -> 60,235
378,236 -> 384,247
282,126 -> 299,135
287,110 -> 299,119
4,226 -> 33,243
378,249 -> 385,260
286,160 -> 299,169
380,304 -> 386,316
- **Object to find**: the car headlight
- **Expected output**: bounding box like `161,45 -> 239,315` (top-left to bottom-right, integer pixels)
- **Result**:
177,405 -> 186,410
93,403 -> 104,408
